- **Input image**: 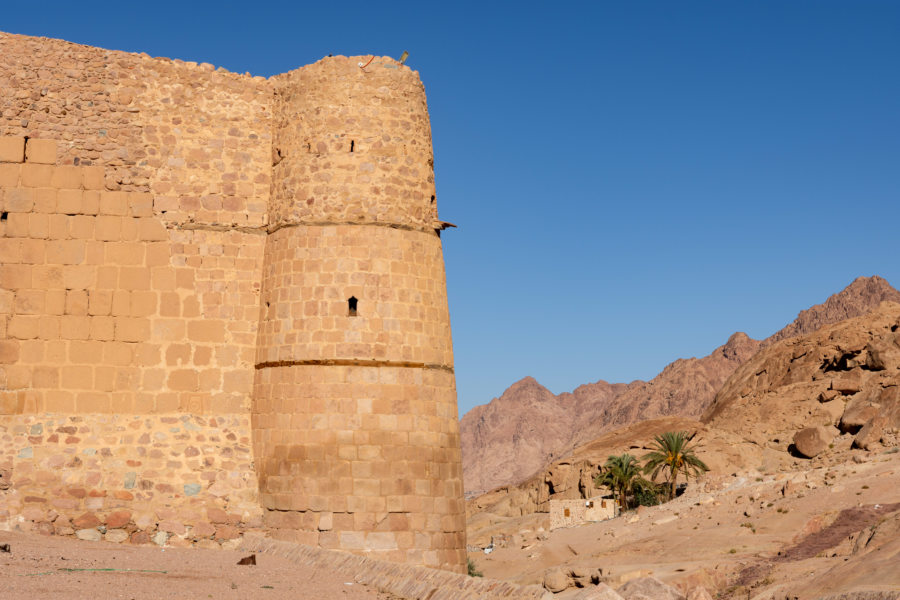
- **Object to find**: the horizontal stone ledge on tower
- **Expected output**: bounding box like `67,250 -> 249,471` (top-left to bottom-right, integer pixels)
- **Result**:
267,219 -> 442,236
163,218 -> 449,236
240,534 -> 552,600
254,358 -> 454,373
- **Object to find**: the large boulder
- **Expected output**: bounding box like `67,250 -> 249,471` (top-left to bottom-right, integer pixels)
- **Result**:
793,426 -> 835,458
865,333 -> 900,371
543,568 -> 569,593
853,416 -> 886,450
841,399 -> 881,433
832,375 -> 863,395
617,576 -> 686,600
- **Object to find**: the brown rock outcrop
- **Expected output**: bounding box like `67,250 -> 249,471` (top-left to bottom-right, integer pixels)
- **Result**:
702,302 -> 900,456
617,577 -> 685,600
573,584 -> 625,600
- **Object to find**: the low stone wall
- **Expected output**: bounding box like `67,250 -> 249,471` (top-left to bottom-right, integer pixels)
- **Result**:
0,412 -> 263,547
241,535 -> 551,600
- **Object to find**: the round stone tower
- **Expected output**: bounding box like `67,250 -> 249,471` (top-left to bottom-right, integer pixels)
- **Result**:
251,56 -> 466,572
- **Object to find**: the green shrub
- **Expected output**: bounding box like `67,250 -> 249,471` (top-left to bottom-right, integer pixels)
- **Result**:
467,558 -> 483,577
632,479 -> 663,507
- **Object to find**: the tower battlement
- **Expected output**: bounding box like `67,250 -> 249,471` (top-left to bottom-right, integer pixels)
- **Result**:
0,31 -> 465,571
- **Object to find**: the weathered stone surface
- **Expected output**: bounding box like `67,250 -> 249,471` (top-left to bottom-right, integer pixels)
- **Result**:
104,529 -> 128,543
207,507 -> 229,524
544,568 -> 570,593
617,576 -> 686,600
841,399 -> 881,433
866,334 -> 900,371
793,426 -> 835,458
853,416 -> 886,450
75,528 -> 101,541
572,584 -> 625,600
72,512 -> 101,529
130,531 -> 150,545
569,566 -> 592,578
686,587 -> 714,600
215,525 -> 240,540
819,389 -> 840,403
158,520 -> 186,535
105,510 -> 131,529
832,376 -> 862,395
191,521 -> 217,538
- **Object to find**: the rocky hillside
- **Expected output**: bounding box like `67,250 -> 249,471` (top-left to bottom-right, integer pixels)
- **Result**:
461,276 -> 900,494
467,301 -> 900,537
702,300 -> 900,453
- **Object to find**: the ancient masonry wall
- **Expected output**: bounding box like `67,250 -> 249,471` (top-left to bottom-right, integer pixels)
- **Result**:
0,31 -> 465,571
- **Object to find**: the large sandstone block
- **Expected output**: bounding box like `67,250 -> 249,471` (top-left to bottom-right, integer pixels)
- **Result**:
792,426 -> 835,458
25,139 -> 57,164
831,376 -> 862,395
0,137 -> 25,163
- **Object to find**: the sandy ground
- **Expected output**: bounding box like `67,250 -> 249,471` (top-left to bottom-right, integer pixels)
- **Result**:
467,449 -> 900,598
0,531 -> 383,600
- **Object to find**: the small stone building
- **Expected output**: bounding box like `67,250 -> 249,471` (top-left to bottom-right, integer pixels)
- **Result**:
549,496 -> 617,530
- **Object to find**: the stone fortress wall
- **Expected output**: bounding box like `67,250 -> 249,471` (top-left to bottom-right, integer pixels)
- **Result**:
0,31 -> 465,572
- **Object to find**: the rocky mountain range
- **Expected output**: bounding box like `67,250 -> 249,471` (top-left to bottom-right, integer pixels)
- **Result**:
466,299 -> 900,551
460,275 -> 900,495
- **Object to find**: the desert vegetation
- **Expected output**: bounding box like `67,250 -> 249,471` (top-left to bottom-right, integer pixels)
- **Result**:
594,430 -> 708,508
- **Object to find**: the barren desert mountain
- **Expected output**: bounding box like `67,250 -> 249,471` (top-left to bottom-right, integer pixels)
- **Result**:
461,275 -> 900,495
460,377 -> 632,496
765,275 -> 900,346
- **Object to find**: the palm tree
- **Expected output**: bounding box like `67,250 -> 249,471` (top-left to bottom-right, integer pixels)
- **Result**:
642,431 -> 709,501
595,453 -> 641,510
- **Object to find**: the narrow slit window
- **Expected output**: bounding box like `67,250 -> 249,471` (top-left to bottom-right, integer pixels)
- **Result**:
348,296 -> 358,317
350,140 -> 355,152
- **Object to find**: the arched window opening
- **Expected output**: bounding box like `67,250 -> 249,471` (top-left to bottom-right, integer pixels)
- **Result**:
348,296 -> 358,317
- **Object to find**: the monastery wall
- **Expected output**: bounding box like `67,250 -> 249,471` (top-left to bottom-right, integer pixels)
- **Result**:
0,31 -> 271,548
0,31 -> 464,570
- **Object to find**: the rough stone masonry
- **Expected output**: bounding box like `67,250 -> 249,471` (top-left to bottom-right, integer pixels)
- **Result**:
0,31 -> 466,572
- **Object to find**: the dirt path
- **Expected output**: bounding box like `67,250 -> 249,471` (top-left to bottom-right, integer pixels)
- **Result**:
0,531 -> 383,600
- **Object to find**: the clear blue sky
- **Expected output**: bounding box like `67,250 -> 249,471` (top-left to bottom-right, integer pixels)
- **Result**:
6,2 -> 900,417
